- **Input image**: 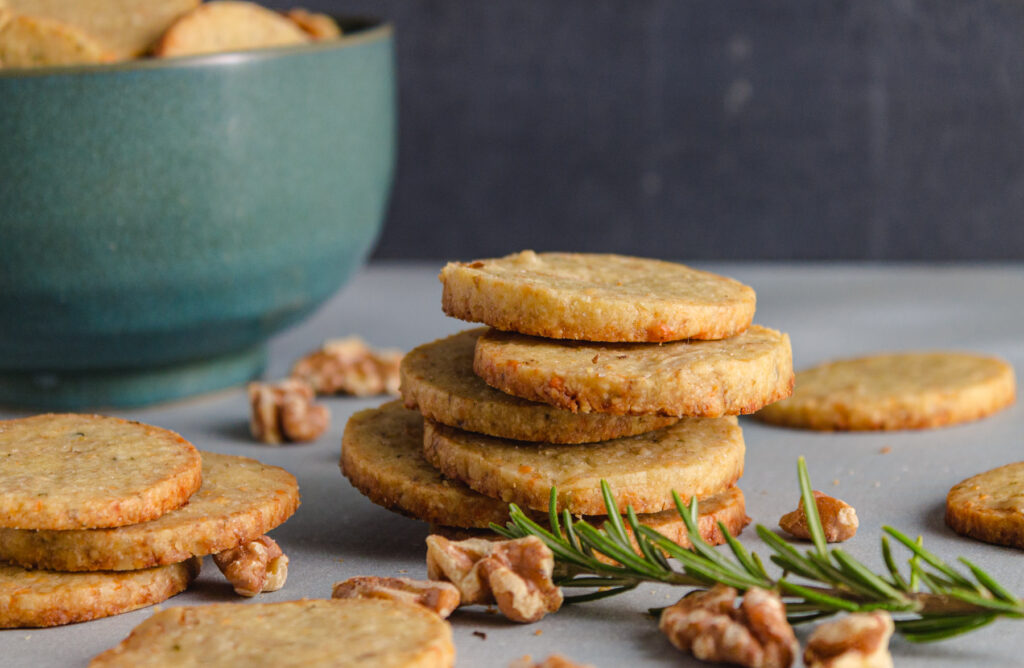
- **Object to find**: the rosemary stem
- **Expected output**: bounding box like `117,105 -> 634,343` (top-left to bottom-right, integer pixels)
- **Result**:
493,458 -> 1024,644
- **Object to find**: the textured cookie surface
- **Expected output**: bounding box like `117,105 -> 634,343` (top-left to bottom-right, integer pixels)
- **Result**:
0,414 -> 202,530
89,597 -> 454,667
285,8 -> 342,40
946,462 -> 1024,549
0,14 -> 113,67
401,329 -> 677,443
440,251 -> 756,342
475,325 -> 793,417
757,352 -> 1016,430
423,416 -> 745,515
6,0 -> 198,59
0,452 -> 299,571
342,401 -> 514,528
153,0 -> 309,58
435,486 -> 750,552
0,559 -> 199,629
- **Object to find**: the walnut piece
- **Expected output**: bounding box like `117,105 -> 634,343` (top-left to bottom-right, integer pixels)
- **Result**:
508,655 -> 594,668
659,585 -> 799,668
291,336 -> 402,396
804,611 -> 894,668
213,536 -> 289,597
426,534 -> 563,623
248,378 -> 330,444
331,576 -> 461,618
779,490 -> 859,543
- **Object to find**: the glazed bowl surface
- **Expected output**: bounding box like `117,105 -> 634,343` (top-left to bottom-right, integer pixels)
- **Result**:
0,19 -> 395,408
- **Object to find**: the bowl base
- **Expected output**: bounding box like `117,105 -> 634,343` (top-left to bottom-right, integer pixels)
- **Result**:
0,345 -> 266,410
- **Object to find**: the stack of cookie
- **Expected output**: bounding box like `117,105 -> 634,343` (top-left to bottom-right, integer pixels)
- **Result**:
342,251 -> 794,547
0,414 -> 300,628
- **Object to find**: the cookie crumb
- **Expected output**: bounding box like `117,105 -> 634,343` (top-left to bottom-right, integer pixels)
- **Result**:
879,446 -> 892,454
473,631 -> 488,640
832,479 -> 840,486
510,655 -> 593,668
534,629 -> 543,636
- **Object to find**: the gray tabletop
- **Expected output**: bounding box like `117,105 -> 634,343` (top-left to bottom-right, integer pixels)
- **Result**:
3,262 -> 1024,667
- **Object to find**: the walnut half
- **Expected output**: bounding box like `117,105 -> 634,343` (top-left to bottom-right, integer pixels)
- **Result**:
425,534 -> 563,623
213,536 -> 289,597
248,378 -> 330,444
779,490 -> 859,543
291,336 -> 402,396
331,576 -> 461,619
804,611 -> 894,668
659,585 -> 799,668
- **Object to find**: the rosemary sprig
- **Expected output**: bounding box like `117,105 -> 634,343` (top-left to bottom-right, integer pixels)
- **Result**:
490,457 -> 1024,642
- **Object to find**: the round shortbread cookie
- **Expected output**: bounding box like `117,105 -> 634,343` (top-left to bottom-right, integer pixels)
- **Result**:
89,597 -> 455,668
433,486 -> 751,552
423,417 -> 745,515
946,462 -> 1024,549
0,414 -> 203,530
5,0 -> 200,59
440,251 -> 756,342
153,0 -> 309,58
0,558 -> 199,629
474,325 -> 794,417
0,452 -> 299,571
0,14 -> 114,68
400,329 -> 678,443
757,352 -> 1016,431
341,401 -> 514,528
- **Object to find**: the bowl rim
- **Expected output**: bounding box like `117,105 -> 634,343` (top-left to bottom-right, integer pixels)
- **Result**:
0,17 -> 392,79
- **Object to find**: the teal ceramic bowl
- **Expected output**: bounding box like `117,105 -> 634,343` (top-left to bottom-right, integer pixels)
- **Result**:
0,19 -> 395,409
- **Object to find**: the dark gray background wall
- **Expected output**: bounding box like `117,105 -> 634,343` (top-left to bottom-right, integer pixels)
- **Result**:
267,1 -> 1024,260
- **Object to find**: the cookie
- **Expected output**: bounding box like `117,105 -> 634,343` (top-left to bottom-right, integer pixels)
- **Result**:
433,486 -> 751,552
341,401 -> 515,528
0,414 -> 202,530
401,329 -> 677,443
946,462 -> 1024,549
0,14 -> 113,68
440,251 -> 756,342
6,0 -> 199,59
757,352 -> 1016,431
285,8 -> 342,40
153,0 -> 309,59
0,452 -> 299,571
474,325 -> 793,417
0,559 -> 199,629
89,598 -> 455,667
423,416 -> 745,515
343,403 -> 745,536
